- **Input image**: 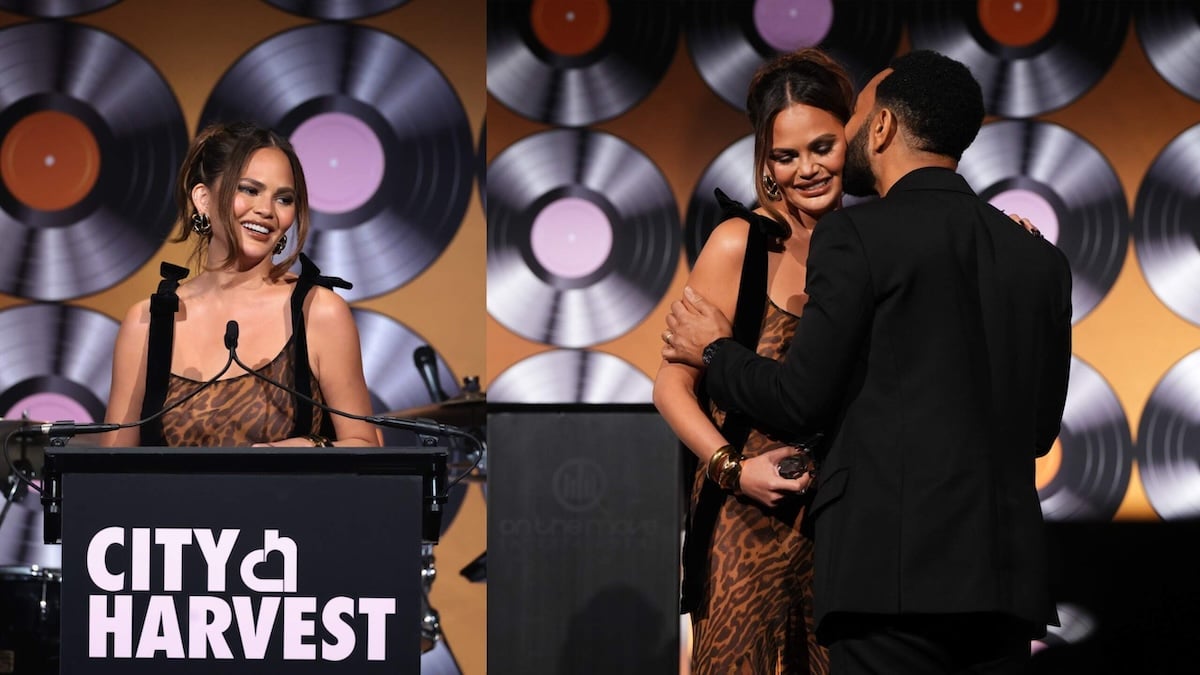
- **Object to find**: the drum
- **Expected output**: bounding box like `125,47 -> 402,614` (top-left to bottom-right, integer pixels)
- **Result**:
0,565 -> 60,675
0,487 -> 62,571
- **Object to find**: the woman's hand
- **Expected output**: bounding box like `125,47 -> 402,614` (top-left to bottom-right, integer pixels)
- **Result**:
1006,211 -> 1042,237
252,436 -> 324,448
737,446 -> 815,508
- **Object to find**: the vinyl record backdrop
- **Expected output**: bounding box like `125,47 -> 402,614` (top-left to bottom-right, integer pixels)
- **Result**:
486,0 -> 1200,670
0,1 -> 485,673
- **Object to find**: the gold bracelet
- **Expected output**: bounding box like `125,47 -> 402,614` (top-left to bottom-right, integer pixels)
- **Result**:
306,434 -> 332,447
706,445 -> 733,482
706,444 -> 743,492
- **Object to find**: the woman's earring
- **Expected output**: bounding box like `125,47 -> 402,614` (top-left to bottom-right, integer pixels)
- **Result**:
762,173 -> 782,201
190,212 -> 212,236
273,233 -> 288,255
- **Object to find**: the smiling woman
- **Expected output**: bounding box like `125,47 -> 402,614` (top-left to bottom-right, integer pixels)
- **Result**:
653,47 -> 854,675
100,121 -> 380,450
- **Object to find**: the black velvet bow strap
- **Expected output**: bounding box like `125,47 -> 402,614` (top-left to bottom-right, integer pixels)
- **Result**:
288,253 -> 352,438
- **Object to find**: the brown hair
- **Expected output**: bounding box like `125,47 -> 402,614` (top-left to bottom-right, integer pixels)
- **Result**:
173,121 -> 310,279
746,48 -> 855,232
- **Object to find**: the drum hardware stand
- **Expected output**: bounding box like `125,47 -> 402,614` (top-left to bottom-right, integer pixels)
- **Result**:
420,541 -> 443,653
0,428 -> 38,535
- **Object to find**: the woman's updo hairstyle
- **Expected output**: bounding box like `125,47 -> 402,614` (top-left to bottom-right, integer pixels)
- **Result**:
745,49 -> 855,233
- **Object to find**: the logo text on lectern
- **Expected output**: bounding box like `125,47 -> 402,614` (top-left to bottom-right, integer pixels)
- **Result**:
85,527 -> 396,661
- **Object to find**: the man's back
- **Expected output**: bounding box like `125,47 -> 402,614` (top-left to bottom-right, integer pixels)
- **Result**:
804,166 -> 1071,634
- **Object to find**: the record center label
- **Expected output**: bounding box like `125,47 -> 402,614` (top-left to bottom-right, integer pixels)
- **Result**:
1,110 -> 100,211
753,0 -> 833,52
530,0 -> 610,56
978,0 -> 1057,48
989,187 -> 1060,244
291,112 -> 385,215
4,391 -> 92,424
530,197 -> 612,279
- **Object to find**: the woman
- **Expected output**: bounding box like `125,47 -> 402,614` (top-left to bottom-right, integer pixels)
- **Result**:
653,48 -> 854,674
103,121 -> 378,448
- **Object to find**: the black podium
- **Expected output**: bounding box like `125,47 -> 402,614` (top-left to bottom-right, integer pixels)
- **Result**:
41,446 -> 446,674
488,404 -> 682,675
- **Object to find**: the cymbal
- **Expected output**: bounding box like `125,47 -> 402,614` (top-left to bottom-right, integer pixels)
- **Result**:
388,392 -> 486,428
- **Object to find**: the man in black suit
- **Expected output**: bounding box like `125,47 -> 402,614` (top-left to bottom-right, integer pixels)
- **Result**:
662,50 -> 1072,674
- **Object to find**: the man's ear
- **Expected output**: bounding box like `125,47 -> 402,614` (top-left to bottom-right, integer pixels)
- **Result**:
870,108 -> 898,153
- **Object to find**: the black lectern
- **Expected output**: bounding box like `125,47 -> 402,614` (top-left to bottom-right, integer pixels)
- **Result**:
41,446 -> 446,674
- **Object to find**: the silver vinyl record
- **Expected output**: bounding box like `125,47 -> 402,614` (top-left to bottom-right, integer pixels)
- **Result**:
1136,0 -> 1200,101
262,0 -> 409,20
685,135 -> 756,267
486,0 -> 680,126
354,308 -> 461,421
686,0 -> 901,111
1132,122 -> 1200,325
0,0 -> 119,17
478,120 -> 487,212
0,304 -> 117,426
487,128 -> 680,348
353,308 -> 467,533
908,0 -> 1129,117
1136,349 -> 1200,521
0,303 -> 117,514
488,349 -> 652,404
0,22 -> 187,301
199,24 -> 474,300
1038,356 -> 1134,523
959,120 -> 1130,324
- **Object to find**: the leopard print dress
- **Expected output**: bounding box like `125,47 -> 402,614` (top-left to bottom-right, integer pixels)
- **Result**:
689,299 -> 829,675
159,337 -> 325,446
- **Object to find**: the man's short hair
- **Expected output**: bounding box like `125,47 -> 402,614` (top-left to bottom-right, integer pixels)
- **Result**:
877,50 -> 985,161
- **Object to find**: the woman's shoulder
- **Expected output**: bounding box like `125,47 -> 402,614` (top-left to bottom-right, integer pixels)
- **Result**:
713,187 -> 787,239
303,284 -> 353,322
703,216 -> 753,258
117,293 -> 150,319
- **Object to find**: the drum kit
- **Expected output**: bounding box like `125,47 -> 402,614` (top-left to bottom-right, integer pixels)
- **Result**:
385,376 -> 487,658
0,419 -> 63,675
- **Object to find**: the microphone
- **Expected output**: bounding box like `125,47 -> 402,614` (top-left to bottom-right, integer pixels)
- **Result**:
27,420 -> 121,437
5,323 -> 242,498
413,344 -> 448,403
14,322 -> 241,445
224,322 -> 481,448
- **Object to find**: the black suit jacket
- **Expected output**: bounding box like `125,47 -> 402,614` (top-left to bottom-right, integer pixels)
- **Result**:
706,167 -> 1072,639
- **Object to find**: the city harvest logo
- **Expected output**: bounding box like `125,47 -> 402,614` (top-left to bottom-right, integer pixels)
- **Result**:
86,527 -> 395,661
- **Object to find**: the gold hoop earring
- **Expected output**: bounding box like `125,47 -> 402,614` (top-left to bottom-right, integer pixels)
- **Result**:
190,212 -> 212,236
273,233 -> 287,255
762,173 -> 781,201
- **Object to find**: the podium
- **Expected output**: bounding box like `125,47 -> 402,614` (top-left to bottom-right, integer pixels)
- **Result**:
487,404 -> 682,675
40,446 -> 446,674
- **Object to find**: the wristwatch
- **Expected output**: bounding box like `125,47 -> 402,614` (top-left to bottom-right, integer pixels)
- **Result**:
702,337 -> 733,366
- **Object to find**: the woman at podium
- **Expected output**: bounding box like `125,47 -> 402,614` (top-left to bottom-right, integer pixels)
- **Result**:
101,122 -> 378,449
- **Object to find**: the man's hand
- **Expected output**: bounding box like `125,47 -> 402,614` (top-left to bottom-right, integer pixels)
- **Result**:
661,286 -> 733,368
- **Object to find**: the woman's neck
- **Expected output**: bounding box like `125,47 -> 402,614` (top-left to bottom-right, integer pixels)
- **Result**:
194,260 -> 275,293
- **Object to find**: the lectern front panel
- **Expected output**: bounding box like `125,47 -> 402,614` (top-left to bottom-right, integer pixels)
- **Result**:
60,472 -> 422,674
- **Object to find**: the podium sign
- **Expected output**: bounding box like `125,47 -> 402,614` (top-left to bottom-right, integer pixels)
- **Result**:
44,447 -> 444,674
